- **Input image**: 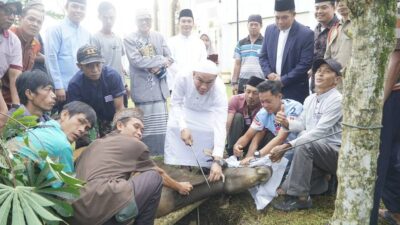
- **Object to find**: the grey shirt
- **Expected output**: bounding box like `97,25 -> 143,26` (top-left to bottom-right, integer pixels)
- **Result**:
288,88 -> 342,147
123,31 -> 171,103
91,32 -> 126,85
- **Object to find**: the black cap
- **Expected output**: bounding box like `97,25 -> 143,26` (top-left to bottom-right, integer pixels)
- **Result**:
275,0 -> 295,11
312,58 -> 342,76
179,9 -> 193,19
247,76 -> 265,87
67,0 -> 86,5
315,0 -> 333,3
248,14 -> 262,25
77,45 -> 105,65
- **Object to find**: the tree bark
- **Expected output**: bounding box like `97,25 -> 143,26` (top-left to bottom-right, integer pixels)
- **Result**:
331,0 -> 396,224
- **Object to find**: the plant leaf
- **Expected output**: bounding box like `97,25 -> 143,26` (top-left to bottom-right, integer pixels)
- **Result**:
45,196 -> 73,218
36,187 -> 79,200
21,192 -> 62,222
22,191 -> 55,207
0,192 -> 13,225
12,192 -> 25,225
35,164 -> 51,186
18,192 -> 42,225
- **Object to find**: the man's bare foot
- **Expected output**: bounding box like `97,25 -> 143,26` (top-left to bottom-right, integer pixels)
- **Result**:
276,187 -> 286,195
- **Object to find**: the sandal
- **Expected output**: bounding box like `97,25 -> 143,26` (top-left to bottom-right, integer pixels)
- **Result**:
379,209 -> 400,225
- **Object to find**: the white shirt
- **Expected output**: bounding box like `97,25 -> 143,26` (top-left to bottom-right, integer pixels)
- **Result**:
168,71 -> 228,158
275,27 -> 291,76
167,34 -> 207,91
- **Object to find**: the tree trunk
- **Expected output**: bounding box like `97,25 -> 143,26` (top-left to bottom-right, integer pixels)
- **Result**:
331,0 -> 396,224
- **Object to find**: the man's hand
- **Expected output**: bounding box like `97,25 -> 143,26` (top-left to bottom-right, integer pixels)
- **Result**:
267,73 -> 279,80
149,67 -> 161,74
275,104 -> 289,129
55,89 -> 66,102
240,156 -> 254,166
177,182 -> 193,195
208,162 -> 224,182
181,128 -> 193,146
233,144 -> 244,158
270,143 -> 290,162
232,83 -> 238,95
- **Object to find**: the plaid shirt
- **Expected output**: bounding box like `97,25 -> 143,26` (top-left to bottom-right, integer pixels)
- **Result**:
314,15 -> 339,60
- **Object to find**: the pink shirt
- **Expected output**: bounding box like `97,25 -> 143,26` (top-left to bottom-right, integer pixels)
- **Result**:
0,30 -> 22,78
228,93 -> 261,125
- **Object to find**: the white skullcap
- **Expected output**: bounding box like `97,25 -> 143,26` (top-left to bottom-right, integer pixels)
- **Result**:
136,8 -> 152,20
193,60 -> 219,75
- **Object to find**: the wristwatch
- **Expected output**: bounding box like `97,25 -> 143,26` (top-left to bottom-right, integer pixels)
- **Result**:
231,81 -> 238,85
254,151 -> 261,158
213,159 -> 226,167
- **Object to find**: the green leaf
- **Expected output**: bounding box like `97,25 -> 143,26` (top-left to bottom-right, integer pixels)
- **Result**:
23,191 -> 55,207
36,187 -> 79,200
0,192 -> 10,205
18,192 -> 42,225
11,107 -> 25,118
35,164 -> 51,186
45,197 -> 73,218
0,154 -> 9,169
0,192 -> 13,225
12,192 -> 25,225
26,160 -> 36,186
59,171 -> 84,187
23,136 -> 30,148
21,192 -> 62,222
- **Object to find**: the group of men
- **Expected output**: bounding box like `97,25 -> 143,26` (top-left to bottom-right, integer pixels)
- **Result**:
0,0 -> 398,224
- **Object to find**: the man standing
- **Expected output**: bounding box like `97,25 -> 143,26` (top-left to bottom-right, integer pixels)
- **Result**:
233,80 -> 303,165
0,0 -> 22,107
91,1 -> 129,106
226,76 -> 264,156
45,0 -> 90,109
324,0 -> 352,92
72,108 -> 192,225
231,14 -> 264,94
124,9 -> 173,155
10,2 -> 44,71
167,9 -> 207,92
164,60 -> 227,182
259,0 -> 314,103
67,45 -> 125,137
324,0 -> 352,67
369,31 -> 400,224
271,59 -> 342,211
314,0 -> 339,60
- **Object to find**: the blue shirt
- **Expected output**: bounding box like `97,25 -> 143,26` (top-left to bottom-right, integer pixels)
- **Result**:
67,66 -> 125,122
233,35 -> 264,80
250,99 -> 303,142
16,119 -> 73,176
44,18 -> 91,90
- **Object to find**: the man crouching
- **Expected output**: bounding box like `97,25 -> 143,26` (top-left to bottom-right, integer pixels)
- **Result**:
72,108 -> 193,225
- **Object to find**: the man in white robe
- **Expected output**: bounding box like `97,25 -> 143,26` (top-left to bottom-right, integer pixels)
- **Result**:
164,60 -> 227,182
167,9 -> 207,92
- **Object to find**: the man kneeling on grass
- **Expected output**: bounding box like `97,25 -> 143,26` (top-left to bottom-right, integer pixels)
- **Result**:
72,108 -> 193,225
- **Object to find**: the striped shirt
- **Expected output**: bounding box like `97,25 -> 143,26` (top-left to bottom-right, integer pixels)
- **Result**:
233,35 -> 264,80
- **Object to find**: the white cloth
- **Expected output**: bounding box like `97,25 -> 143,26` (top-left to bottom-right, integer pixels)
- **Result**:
275,28 -> 290,76
225,155 -> 288,210
167,34 -> 207,91
164,72 -> 228,167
